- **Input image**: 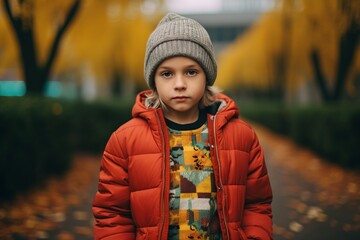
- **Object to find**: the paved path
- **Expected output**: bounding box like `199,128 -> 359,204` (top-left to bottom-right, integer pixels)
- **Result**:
255,124 -> 360,240
0,125 -> 359,239
0,154 -> 99,240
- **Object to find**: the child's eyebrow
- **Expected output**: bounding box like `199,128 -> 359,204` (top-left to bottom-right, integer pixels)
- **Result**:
158,64 -> 201,69
185,64 -> 201,68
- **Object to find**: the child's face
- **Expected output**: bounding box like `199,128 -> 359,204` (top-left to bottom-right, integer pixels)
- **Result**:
154,56 -> 206,123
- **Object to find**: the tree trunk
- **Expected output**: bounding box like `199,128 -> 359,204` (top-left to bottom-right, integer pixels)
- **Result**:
311,21 -> 359,103
274,0 -> 293,100
333,21 -> 359,100
3,0 -> 81,96
311,0 -> 359,103
310,50 -> 331,102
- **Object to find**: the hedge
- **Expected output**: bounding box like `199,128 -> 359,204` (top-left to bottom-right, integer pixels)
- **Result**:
67,99 -> 133,153
0,96 -> 132,201
287,104 -> 360,167
1,96 -> 359,201
238,101 -> 360,168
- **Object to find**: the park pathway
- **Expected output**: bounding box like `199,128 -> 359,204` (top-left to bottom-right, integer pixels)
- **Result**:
255,124 -> 360,240
0,124 -> 359,240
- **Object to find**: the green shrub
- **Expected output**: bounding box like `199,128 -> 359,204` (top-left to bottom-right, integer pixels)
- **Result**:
287,104 -> 360,167
238,101 -> 360,168
0,97 -> 72,201
69,99 -> 132,153
3,95 -> 357,202
238,101 -> 288,135
0,97 -> 132,201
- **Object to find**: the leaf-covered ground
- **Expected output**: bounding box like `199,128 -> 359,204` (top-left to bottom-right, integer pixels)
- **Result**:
0,154 -> 99,240
0,124 -> 359,239
255,124 -> 360,239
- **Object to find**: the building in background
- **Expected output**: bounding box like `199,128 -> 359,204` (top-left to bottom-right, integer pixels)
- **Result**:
178,0 -> 275,54
222,0 -> 274,11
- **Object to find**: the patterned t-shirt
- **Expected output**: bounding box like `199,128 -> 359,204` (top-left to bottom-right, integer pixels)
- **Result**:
166,115 -> 221,240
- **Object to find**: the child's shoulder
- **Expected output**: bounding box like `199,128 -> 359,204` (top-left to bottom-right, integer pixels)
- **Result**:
229,116 -> 253,129
113,117 -> 149,135
227,117 -> 257,137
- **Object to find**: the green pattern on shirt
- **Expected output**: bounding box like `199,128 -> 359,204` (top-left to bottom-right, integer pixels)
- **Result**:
167,123 -> 221,240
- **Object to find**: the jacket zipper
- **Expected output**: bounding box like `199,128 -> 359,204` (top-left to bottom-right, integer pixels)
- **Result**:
156,111 -> 166,240
212,115 -> 230,239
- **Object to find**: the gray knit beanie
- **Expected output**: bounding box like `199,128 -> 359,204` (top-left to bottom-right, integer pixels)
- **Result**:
144,13 -> 217,89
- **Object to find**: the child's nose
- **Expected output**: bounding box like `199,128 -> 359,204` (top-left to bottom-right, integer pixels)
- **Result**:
174,75 -> 186,90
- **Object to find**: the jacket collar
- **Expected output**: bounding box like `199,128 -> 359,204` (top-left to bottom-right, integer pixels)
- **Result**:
132,90 -> 239,129
209,93 -> 239,129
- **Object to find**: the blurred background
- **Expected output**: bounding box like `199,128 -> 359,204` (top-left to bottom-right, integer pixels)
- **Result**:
0,0 -> 359,239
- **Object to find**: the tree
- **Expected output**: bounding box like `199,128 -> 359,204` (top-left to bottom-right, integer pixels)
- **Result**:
2,0 -> 81,95
217,0 -> 360,103
51,0 -> 164,95
1,0 -> 165,98
310,0 -> 360,102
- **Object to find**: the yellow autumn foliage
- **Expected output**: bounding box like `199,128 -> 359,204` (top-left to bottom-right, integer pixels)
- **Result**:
218,0 -> 360,96
0,0 -> 163,90
0,6 -> 18,75
54,0 -> 163,89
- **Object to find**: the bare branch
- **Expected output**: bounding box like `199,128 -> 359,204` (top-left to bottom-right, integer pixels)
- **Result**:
43,0 -> 81,77
3,0 -> 20,30
311,50 -> 330,102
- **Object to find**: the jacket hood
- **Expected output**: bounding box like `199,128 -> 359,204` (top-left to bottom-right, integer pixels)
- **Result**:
132,90 -> 239,128
132,90 -> 155,119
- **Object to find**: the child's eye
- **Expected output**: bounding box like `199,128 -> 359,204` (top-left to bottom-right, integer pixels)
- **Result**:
187,69 -> 198,76
161,71 -> 172,78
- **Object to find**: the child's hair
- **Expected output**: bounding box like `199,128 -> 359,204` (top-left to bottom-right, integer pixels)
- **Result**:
145,85 -> 221,109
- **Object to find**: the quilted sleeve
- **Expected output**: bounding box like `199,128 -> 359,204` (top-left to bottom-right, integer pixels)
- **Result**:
92,132 -> 135,240
243,128 -> 273,240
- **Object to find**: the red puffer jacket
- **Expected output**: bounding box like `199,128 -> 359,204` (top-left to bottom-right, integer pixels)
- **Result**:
92,90 -> 273,240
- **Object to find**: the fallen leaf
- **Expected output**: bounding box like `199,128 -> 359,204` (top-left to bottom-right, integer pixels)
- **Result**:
289,221 -> 303,233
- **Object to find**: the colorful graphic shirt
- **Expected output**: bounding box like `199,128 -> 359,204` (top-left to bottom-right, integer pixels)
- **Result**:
166,114 -> 221,240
